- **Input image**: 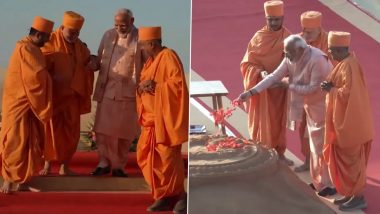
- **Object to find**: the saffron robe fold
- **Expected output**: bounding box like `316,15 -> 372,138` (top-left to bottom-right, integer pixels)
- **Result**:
324,54 -> 373,196
240,26 -> 290,154
137,48 -> 188,200
41,27 -> 93,162
1,37 -> 52,183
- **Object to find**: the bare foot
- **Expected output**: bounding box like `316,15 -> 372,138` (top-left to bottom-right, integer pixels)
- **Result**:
39,161 -> 51,175
59,164 -> 78,176
16,183 -> 41,192
279,155 -> 294,166
1,181 -> 12,194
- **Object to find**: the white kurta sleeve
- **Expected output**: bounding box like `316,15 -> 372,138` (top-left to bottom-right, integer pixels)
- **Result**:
251,58 -> 289,93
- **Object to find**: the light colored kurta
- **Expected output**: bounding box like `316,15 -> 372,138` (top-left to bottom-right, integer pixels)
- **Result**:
298,29 -> 329,158
93,27 -> 141,139
93,27 -> 142,169
323,54 -> 373,196
240,26 -> 290,155
252,46 -> 333,191
1,37 -> 52,183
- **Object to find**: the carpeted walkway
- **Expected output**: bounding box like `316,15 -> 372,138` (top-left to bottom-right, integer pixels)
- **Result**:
0,192 -> 173,214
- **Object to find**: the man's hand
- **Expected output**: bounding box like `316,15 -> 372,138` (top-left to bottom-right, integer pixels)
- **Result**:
86,55 -> 100,72
138,80 -> 156,94
233,89 -> 258,105
260,71 -> 268,79
147,80 -> 156,92
280,77 -> 289,87
320,81 -> 333,92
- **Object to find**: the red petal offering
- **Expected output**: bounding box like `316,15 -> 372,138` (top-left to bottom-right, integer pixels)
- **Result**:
206,144 -> 217,152
206,105 -> 250,152
232,100 -> 240,107
210,105 -> 237,127
206,137 -> 246,152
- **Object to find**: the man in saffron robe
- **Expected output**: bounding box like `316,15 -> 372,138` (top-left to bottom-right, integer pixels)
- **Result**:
91,8 -> 142,177
240,0 -> 293,165
40,11 -> 95,175
321,31 -> 373,211
0,16 -> 54,193
294,11 -> 329,172
137,26 -> 188,213
300,11 -> 328,54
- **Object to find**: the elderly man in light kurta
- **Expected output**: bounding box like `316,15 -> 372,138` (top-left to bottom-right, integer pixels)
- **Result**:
241,0 -> 293,165
137,27 -> 188,213
39,11 -> 96,176
0,17 -> 54,194
321,31 -> 373,211
237,35 -> 337,197
90,8 -> 142,177
294,11 -> 329,172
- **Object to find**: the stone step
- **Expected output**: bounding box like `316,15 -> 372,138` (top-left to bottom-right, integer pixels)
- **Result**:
1,176 -> 149,192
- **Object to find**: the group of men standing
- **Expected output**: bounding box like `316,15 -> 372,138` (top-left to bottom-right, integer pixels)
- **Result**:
0,8 -> 188,213
237,0 -> 373,211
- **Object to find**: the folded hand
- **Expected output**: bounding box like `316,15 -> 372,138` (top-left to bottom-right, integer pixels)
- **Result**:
138,80 -> 156,93
320,81 -> 333,92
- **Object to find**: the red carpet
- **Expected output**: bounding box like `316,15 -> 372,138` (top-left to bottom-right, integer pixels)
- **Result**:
0,192 -> 172,214
47,151 -> 188,177
192,0 -> 380,213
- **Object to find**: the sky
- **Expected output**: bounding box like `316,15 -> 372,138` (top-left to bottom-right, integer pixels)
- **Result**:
0,0 -> 191,71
